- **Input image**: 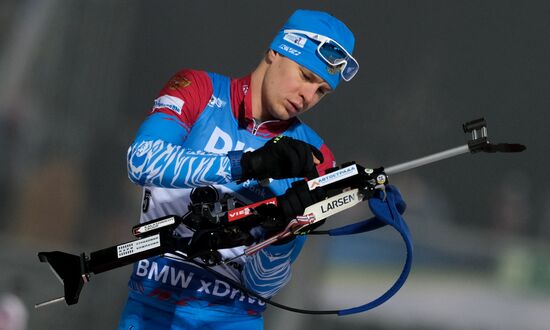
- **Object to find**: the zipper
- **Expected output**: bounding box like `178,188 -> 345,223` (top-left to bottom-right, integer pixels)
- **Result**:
252,119 -> 260,135
251,118 -> 280,136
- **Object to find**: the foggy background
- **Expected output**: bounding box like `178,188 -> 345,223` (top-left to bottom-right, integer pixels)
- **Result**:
1,1 -> 549,329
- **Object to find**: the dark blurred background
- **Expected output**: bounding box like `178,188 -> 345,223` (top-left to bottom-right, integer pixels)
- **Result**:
0,1 -> 549,329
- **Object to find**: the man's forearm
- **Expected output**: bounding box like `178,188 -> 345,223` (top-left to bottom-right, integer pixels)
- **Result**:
127,137 -> 233,188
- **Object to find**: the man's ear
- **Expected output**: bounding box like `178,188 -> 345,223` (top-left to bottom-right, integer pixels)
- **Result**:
265,49 -> 278,64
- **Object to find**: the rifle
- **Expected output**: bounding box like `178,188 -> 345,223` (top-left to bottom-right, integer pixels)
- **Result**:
35,118 -> 525,315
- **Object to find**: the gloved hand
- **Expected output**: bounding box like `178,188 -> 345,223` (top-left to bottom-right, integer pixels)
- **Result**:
240,136 -> 323,181
255,180 -> 327,239
277,180 -> 327,221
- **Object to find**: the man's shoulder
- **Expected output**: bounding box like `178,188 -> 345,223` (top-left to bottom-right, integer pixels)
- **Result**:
151,69 -> 218,125
170,69 -> 238,94
164,69 -> 213,89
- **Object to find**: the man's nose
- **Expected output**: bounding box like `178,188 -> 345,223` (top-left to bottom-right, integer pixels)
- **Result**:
300,84 -> 318,108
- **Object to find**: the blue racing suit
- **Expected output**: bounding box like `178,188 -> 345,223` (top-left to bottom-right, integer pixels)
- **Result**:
119,70 -> 335,330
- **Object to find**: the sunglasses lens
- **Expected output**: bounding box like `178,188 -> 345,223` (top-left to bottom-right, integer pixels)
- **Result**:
342,58 -> 358,81
318,41 -> 358,81
319,42 -> 347,65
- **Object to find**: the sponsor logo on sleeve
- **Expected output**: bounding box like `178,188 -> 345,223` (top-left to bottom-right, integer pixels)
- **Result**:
153,95 -> 185,115
169,75 -> 191,89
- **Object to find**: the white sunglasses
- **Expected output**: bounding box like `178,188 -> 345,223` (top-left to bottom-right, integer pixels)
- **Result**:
283,29 -> 359,81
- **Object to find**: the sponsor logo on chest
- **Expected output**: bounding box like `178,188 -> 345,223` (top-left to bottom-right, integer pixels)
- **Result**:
204,126 -> 256,154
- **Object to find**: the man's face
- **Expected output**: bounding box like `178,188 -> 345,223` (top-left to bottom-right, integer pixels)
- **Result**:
261,51 -> 332,121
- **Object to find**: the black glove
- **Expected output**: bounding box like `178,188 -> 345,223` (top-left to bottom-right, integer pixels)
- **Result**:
240,136 -> 323,181
277,180 -> 327,221
255,180 -> 327,238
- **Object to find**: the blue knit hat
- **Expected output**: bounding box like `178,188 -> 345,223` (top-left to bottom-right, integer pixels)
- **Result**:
269,10 -> 357,89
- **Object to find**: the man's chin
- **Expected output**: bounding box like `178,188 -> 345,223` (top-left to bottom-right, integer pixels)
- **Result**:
269,108 -> 293,121
279,113 -> 295,121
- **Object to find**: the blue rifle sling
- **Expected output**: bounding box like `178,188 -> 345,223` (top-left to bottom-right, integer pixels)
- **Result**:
325,186 -> 413,315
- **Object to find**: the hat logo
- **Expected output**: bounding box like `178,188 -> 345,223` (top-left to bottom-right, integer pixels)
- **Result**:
279,44 -> 301,56
283,33 -> 307,48
326,64 -> 343,75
